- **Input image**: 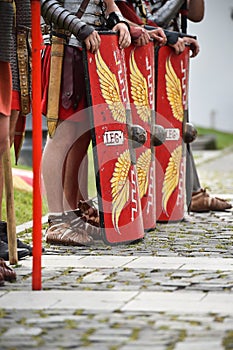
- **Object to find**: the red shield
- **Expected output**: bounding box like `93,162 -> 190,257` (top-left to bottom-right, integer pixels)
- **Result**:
124,41 -> 156,231
83,32 -> 144,244
155,46 -> 190,222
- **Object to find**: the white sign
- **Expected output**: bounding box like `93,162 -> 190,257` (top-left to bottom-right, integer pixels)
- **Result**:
103,130 -> 124,146
165,128 -> 180,141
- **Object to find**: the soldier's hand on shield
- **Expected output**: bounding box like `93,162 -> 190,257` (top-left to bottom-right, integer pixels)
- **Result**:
132,27 -> 151,47
183,37 -> 200,58
148,28 -> 167,46
169,37 -> 186,55
113,23 -> 131,49
84,30 -> 101,53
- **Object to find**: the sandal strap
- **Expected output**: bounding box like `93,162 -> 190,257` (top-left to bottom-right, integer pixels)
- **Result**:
65,210 -> 101,240
69,216 -> 86,230
48,214 -> 66,226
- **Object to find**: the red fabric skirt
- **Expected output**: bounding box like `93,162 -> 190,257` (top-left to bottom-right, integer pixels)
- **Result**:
11,90 -> 21,111
0,62 -> 12,116
116,2 -> 144,25
41,45 -> 88,122
116,1 -> 158,28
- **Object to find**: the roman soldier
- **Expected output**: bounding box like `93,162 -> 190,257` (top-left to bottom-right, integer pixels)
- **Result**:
11,0 -> 31,164
0,1 -> 14,116
0,0 -> 14,263
0,0 -> 33,261
41,0 -> 136,245
144,0 -> 232,213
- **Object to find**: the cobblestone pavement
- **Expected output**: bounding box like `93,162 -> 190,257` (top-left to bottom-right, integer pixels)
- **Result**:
0,149 -> 233,350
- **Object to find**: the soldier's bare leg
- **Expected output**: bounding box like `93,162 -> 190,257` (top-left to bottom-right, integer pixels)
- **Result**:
188,148 -> 232,212
63,131 -> 90,211
0,114 -> 10,219
9,110 -> 19,146
42,120 -> 80,213
0,109 -> 20,217
42,118 -> 93,245
76,155 -> 88,203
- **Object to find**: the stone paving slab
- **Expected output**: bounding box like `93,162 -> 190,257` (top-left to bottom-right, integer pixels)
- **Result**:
22,255 -> 138,269
1,289 -> 233,314
123,291 -> 233,314
174,340 -> 223,350
0,290 -> 138,311
125,256 -> 233,270
20,255 -> 233,270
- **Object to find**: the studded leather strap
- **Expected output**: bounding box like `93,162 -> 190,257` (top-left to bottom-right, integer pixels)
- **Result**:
16,28 -> 30,115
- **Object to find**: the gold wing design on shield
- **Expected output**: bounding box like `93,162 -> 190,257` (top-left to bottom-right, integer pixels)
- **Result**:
165,56 -> 184,122
110,150 -> 131,234
130,50 -> 151,123
95,50 -> 126,123
162,145 -> 182,214
136,149 -> 151,198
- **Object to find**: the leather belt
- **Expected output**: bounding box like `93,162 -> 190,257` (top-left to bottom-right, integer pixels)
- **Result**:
17,28 -> 30,115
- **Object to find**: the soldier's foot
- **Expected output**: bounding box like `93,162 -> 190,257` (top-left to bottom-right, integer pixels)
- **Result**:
0,240 -> 29,261
189,188 -> 232,212
46,215 -> 93,246
0,258 -> 17,282
0,220 -> 42,256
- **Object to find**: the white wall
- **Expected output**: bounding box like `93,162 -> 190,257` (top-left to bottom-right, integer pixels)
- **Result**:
188,0 -> 233,132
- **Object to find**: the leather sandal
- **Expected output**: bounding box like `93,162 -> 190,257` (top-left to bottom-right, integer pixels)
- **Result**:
189,188 -> 232,213
64,211 -> 102,241
0,258 -> 17,282
46,215 -> 93,246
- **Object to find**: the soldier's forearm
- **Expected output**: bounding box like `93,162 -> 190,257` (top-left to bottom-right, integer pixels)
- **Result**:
187,0 -> 205,22
104,0 -> 122,16
148,0 -> 184,28
104,1 -> 130,30
40,0 -> 94,41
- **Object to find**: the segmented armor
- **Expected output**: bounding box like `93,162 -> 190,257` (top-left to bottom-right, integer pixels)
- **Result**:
0,1 -> 14,62
41,0 -> 108,48
146,0 -> 185,30
11,0 -> 31,92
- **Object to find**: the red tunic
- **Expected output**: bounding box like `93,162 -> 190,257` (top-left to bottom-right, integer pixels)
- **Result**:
41,45 -> 87,122
0,62 -> 12,117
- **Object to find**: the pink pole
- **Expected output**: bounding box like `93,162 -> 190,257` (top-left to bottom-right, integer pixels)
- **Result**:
31,0 -> 42,290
